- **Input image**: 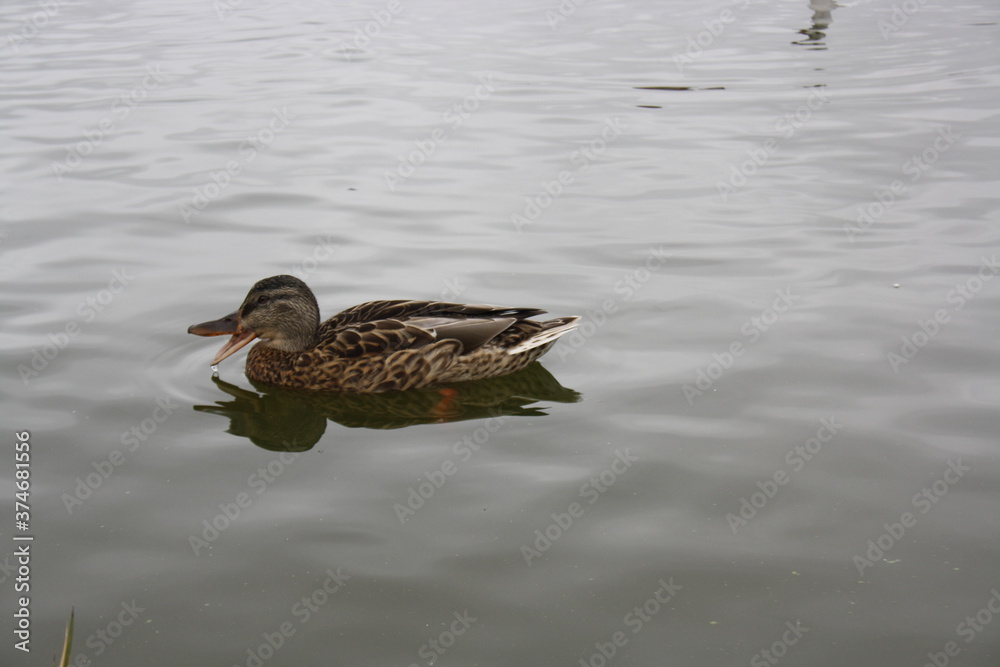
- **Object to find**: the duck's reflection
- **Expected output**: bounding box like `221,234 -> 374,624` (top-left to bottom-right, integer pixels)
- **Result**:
793,0 -> 838,47
193,362 -> 581,451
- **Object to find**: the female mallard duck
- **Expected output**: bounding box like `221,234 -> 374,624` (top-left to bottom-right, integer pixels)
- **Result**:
188,275 -> 580,392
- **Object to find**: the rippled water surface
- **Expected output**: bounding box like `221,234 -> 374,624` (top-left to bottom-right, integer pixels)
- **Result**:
3,0 -> 1000,665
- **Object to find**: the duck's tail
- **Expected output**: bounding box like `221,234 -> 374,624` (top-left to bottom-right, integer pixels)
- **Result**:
507,316 -> 581,355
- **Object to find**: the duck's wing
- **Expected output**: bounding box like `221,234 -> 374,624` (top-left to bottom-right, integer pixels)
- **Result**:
317,319 -> 433,358
324,300 -> 546,328
403,316 -> 517,353
317,316 -> 519,359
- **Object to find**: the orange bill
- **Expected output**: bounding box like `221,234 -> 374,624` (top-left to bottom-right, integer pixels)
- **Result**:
187,311 -> 258,365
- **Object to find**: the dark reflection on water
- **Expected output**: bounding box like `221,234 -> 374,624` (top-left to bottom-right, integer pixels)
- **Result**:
633,86 -> 726,91
193,362 -> 580,450
793,0 -> 839,48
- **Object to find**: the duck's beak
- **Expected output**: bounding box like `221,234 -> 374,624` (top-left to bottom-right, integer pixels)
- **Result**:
187,310 -> 258,365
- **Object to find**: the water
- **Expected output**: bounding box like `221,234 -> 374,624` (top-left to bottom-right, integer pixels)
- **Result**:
3,0 -> 1000,665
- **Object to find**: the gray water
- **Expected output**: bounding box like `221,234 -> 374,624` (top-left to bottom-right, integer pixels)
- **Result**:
3,0 -> 1000,665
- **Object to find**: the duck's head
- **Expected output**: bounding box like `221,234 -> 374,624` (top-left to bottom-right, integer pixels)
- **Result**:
188,275 -> 320,365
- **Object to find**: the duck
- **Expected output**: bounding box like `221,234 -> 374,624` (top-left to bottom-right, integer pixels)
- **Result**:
188,275 -> 580,392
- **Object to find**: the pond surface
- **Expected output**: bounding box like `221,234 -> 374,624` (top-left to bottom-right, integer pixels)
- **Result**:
3,0 -> 1000,665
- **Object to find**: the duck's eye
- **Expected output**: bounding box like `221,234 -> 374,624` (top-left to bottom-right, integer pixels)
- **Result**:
257,295 -> 269,304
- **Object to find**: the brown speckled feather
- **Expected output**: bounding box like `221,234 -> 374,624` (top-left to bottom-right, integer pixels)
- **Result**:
322,300 -> 546,329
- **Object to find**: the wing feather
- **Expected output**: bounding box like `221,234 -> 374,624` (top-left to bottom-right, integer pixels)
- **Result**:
316,301 -> 549,360
320,319 -> 436,358
325,300 -> 545,328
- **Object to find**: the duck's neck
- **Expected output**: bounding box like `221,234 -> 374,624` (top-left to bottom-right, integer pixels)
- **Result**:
265,316 -> 319,353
